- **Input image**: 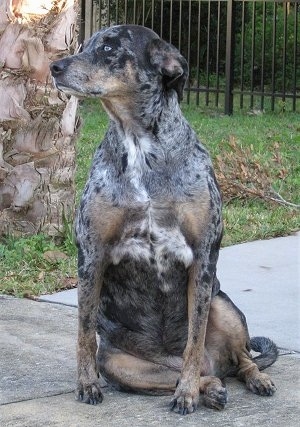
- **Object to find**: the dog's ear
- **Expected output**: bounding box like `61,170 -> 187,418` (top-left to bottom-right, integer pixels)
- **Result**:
148,38 -> 188,101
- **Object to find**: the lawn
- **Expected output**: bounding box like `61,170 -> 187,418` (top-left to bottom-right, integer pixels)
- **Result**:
0,100 -> 299,297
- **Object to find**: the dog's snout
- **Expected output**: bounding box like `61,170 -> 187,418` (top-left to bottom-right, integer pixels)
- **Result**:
50,59 -> 70,77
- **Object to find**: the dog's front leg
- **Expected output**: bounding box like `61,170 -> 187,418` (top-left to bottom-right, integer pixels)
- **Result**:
171,261 -> 212,414
76,245 -> 104,404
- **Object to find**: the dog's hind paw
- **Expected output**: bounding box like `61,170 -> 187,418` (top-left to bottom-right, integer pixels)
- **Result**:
246,372 -> 276,396
75,381 -> 104,405
203,385 -> 228,410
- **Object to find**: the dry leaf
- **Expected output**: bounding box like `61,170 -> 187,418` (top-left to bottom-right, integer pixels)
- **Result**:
43,250 -> 68,263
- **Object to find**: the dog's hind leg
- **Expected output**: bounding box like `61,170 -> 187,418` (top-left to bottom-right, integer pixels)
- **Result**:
206,291 -> 277,397
99,348 -> 178,395
198,376 -> 228,410
98,348 -> 228,412
238,338 -> 277,396
237,355 -> 277,396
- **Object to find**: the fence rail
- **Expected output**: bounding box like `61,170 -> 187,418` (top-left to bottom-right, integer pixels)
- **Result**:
80,0 -> 299,114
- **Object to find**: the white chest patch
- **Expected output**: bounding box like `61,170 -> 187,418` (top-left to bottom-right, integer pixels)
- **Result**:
123,135 -> 151,169
149,218 -> 194,269
110,205 -> 194,290
122,135 -> 151,203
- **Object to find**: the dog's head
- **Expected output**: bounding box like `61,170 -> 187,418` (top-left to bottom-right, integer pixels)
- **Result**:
50,25 -> 188,103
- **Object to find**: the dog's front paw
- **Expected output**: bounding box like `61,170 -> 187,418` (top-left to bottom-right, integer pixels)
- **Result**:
170,381 -> 199,415
76,379 -> 103,405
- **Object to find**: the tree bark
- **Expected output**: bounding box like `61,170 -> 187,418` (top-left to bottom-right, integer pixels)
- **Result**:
0,0 -> 79,236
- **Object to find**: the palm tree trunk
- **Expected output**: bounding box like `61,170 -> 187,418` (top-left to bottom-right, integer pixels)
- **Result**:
0,0 -> 79,236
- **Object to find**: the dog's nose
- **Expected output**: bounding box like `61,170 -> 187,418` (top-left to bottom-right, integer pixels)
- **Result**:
50,59 -> 68,77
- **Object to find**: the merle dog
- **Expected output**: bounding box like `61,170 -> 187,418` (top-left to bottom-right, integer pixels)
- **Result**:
50,25 -> 277,415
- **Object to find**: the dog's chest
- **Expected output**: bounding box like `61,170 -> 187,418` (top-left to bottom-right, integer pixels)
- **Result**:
110,201 -> 194,290
108,136 -> 198,281
88,133 -> 208,291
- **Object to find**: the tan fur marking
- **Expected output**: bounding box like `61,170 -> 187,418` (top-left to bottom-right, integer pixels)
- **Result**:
208,296 -> 247,342
90,197 -> 125,243
176,195 -> 210,247
102,352 -> 177,393
101,95 -> 136,128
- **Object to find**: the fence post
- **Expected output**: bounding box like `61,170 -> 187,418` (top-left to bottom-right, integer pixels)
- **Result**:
79,0 -> 85,44
225,0 -> 236,115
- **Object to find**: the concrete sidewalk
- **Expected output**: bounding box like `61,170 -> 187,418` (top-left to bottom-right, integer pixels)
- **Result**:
1,233 -> 299,426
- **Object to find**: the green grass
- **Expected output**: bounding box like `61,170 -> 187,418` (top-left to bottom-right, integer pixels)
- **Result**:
181,104 -> 300,245
0,100 -> 299,297
76,100 -> 107,199
0,234 -> 77,297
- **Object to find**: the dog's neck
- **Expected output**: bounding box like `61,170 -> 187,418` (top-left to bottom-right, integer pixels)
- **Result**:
100,90 -> 192,185
101,90 -> 184,141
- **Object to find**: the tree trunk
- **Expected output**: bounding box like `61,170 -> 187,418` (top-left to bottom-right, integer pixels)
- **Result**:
0,0 -> 79,236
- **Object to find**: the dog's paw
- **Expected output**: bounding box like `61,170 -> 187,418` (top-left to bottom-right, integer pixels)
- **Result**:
170,395 -> 198,415
203,384 -> 228,410
75,380 -> 104,405
170,381 -> 199,415
246,372 -> 276,396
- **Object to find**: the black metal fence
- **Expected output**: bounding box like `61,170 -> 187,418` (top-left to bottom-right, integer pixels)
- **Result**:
80,0 -> 299,114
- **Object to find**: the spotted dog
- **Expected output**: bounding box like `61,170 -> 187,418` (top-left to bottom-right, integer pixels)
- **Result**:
50,25 -> 277,415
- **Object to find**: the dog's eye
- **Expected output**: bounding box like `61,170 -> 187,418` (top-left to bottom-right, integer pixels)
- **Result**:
103,45 -> 112,52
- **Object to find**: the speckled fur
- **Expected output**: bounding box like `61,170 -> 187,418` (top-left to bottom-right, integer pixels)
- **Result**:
51,25 -> 277,415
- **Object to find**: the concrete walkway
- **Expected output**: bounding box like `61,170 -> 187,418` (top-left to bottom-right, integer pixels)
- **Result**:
1,233 -> 299,426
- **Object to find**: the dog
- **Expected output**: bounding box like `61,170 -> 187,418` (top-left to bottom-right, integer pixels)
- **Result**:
50,25 -> 277,415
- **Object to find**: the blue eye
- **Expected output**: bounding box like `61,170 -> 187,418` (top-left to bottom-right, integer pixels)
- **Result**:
103,45 -> 112,52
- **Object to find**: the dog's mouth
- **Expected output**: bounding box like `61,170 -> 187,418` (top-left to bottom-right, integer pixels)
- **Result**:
52,79 -> 102,98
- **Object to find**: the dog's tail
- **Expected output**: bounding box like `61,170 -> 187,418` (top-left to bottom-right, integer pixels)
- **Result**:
250,336 -> 279,370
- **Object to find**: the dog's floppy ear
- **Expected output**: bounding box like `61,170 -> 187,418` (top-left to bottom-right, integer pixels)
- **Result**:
148,38 -> 188,101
